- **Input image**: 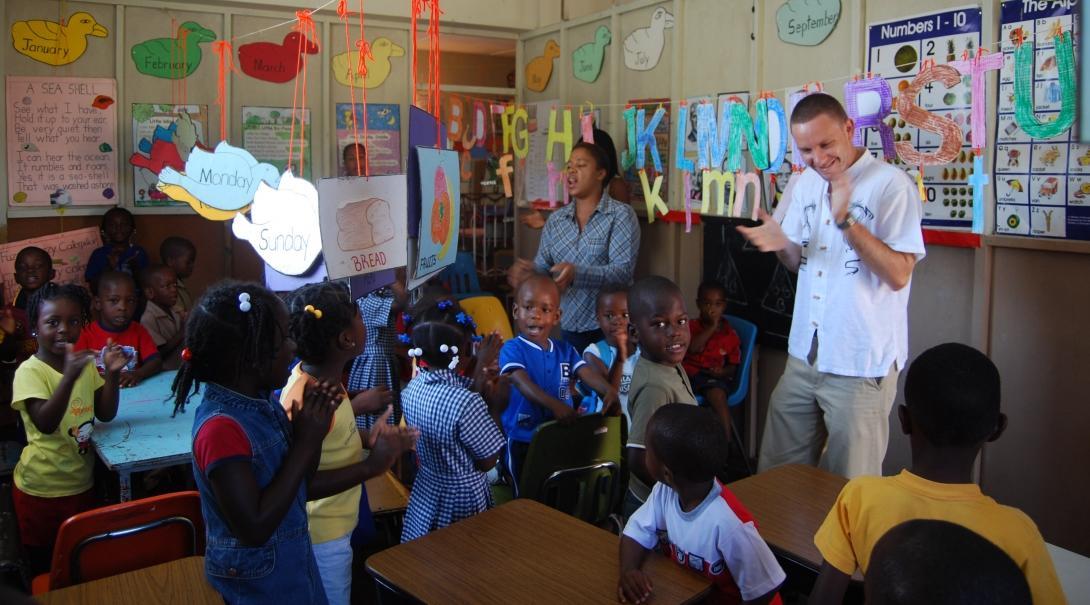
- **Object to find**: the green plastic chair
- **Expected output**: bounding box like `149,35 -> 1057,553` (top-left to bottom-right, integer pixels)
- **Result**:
492,413 -> 624,526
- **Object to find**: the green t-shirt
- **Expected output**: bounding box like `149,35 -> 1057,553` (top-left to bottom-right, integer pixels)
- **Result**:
626,356 -> 696,502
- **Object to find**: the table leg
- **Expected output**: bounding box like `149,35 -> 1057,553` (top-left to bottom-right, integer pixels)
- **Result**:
119,470 -> 132,502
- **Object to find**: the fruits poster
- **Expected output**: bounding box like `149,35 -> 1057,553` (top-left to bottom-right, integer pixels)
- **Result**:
866,7 -> 982,232
317,174 -> 407,280
994,0 -> 1088,241
413,148 -> 460,281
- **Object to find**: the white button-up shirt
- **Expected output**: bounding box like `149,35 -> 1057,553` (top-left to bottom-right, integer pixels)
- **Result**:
780,150 -> 925,377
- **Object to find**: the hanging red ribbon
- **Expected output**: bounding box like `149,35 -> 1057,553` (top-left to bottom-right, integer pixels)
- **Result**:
356,0 -> 371,176
429,0 -> 441,130
289,9 -> 318,176
211,40 -> 234,142
337,1 -> 364,177
411,0 -> 425,109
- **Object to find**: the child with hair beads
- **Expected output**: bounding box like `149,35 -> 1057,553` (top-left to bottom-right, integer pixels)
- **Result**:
174,281 -> 341,604
84,207 -> 149,287
282,282 -> 418,605
347,268 -> 407,429
400,298 -> 507,542
11,283 -> 128,573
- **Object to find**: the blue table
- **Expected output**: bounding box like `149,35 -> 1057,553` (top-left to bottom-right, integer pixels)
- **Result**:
92,370 -> 200,501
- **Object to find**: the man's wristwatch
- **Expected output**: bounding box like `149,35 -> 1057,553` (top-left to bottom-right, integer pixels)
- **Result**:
836,212 -> 858,230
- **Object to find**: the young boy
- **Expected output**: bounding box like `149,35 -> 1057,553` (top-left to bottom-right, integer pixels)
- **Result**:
159,236 -> 197,313
809,343 -> 1065,605
619,404 -> 785,605
12,247 -> 55,312
500,274 -> 618,487
140,265 -> 185,370
76,271 -> 162,387
1,247 -> 55,436
342,143 -> 367,177
683,280 -> 740,442
625,276 -> 697,517
85,208 -> 149,288
864,519 -> 1032,605
580,284 -> 640,419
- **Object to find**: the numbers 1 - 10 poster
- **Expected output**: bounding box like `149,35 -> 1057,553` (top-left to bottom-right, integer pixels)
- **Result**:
866,7 -> 982,232
995,0 -> 1087,241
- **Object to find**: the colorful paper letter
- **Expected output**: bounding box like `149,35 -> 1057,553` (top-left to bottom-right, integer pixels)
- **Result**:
894,64 -> 964,165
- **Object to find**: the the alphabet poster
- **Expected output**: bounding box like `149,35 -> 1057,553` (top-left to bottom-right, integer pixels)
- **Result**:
0,227 -> 100,304
7,76 -> 118,206
317,175 -> 407,280
131,103 -> 208,207
866,7 -> 982,231
414,148 -> 461,280
242,106 -> 311,181
334,103 -> 401,176
995,0 -> 1088,240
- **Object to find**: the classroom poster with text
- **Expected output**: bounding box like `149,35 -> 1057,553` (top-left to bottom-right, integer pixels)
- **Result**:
242,107 -> 311,181
334,103 -> 401,176
131,103 -> 208,207
6,76 -> 118,206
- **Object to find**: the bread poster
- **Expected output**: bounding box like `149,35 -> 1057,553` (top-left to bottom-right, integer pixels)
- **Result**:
317,174 -> 407,280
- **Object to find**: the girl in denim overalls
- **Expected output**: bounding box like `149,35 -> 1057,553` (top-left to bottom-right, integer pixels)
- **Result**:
171,282 -> 341,604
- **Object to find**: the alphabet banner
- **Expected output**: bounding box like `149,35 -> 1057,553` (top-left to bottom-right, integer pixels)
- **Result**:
994,0 -> 1089,241
866,6 -> 982,232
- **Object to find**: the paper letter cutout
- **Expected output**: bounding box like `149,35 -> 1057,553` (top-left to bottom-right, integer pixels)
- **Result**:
468,101 -> 487,148
239,32 -> 318,83
132,22 -> 216,79
620,107 -> 638,170
844,75 -> 895,160
503,106 -> 529,159
546,162 -> 569,208
526,39 -> 559,92
573,25 -> 611,83
968,154 -> 988,235
639,169 -> 668,221
949,50 -> 1003,151
728,99 -> 770,172
788,89 -> 811,172
623,8 -> 674,71
546,108 -> 573,163
696,102 -> 728,171
447,96 -> 465,143
580,112 -> 595,143
635,107 -> 667,172
498,154 -> 514,197
12,12 -> 108,66
675,104 -> 695,172
1014,32 -> 1076,139
894,64 -> 964,166
702,170 -> 735,216
683,171 -> 694,233
733,171 -> 761,220
766,97 -> 789,172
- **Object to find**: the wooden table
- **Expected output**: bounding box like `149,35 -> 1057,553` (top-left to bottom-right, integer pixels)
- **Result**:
728,464 -> 848,574
37,556 -> 221,604
365,470 -> 410,515
93,371 -> 199,501
367,499 -> 712,604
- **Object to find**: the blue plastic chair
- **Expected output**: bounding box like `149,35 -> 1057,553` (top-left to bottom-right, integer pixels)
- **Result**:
696,314 -> 758,475
440,251 -> 486,299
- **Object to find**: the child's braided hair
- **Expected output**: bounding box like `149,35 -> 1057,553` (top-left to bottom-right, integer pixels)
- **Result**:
27,282 -> 91,328
407,295 -> 476,370
286,281 -> 356,365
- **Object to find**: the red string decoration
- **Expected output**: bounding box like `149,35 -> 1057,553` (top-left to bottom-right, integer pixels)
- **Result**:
356,0 -> 371,176
211,40 -> 235,142
288,10 -> 318,176
411,0 -> 425,108
337,1 -> 364,177
429,0 -> 441,132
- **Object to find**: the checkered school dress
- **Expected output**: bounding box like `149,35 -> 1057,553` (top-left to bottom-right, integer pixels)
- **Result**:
348,289 -> 399,429
400,369 -> 506,542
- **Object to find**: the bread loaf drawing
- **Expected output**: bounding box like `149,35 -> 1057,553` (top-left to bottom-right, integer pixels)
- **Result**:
337,198 -> 395,251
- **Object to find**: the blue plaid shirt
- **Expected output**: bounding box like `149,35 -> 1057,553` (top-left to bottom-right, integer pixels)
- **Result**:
533,193 -> 640,332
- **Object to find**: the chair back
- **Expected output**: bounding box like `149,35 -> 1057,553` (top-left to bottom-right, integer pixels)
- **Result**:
519,414 -> 623,525
459,295 -> 514,340
441,251 -> 483,298
43,491 -> 204,591
725,315 -> 758,408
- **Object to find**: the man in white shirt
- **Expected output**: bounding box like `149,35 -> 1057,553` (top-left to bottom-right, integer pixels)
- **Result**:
738,94 -> 925,478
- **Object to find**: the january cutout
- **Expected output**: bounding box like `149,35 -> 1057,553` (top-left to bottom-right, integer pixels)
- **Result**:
623,8 -> 674,71
317,175 -> 408,280
232,170 -> 321,276
332,37 -> 405,89
414,148 -> 460,280
156,141 -> 281,220
131,22 -> 216,79
11,12 -> 108,66
239,32 -> 319,83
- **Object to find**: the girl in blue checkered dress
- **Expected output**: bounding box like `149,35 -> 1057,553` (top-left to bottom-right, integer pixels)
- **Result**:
348,271 -> 408,429
400,298 -> 506,542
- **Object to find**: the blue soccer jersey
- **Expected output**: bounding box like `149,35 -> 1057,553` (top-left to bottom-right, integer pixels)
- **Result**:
499,336 -> 586,443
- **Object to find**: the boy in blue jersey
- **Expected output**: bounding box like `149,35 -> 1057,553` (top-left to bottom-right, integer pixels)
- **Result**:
500,274 -> 618,489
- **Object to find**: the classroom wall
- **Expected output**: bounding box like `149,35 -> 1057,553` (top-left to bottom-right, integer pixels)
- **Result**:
516,0 -> 1090,555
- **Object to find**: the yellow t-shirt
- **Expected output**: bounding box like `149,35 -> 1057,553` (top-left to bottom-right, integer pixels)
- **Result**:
280,366 -> 363,545
814,470 -> 1066,605
12,356 -> 105,497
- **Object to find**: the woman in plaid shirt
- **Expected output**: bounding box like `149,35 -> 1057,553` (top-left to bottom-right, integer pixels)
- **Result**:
508,142 -> 640,353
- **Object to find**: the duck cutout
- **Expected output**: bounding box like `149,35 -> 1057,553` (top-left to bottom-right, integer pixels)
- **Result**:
156,141 -> 280,221
332,37 -> 405,89
623,7 -> 674,71
232,171 -> 321,275
238,32 -> 319,83
572,26 -> 611,83
131,21 -> 216,79
11,11 -> 108,66
525,39 -> 560,92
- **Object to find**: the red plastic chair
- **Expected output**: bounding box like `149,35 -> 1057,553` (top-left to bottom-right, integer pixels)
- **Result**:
31,490 -> 205,594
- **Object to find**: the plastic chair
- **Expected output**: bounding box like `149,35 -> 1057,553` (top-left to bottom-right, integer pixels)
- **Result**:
493,414 -> 623,527
440,251 -> 486,299
459,295 -> 514,340
31,491 -> 205,594
696,315 -> 758,476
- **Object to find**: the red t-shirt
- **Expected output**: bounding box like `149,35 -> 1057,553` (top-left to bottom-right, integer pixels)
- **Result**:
193,416 -> 253,475
75,321 -> 159,374
682,319 -> 741,377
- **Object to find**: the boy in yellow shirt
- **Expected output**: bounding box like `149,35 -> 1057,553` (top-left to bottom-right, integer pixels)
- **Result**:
809,343 -> 1065,604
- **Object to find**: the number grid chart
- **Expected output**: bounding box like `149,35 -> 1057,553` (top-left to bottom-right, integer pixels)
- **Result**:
866,6 -> 983,231
995,0 -> 1088,241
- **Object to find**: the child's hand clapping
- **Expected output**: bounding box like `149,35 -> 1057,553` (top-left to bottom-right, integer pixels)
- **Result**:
475,332 -> 502,370
62,343 -> 96,380
293,378 -> 340,446
350,386 -> 393,416
365,405 -> 420,470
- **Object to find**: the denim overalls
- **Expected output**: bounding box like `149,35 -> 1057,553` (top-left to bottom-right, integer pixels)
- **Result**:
192,383 -> 327,604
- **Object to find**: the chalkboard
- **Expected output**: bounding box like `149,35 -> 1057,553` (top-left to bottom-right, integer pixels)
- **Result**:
702,216 -> 796,349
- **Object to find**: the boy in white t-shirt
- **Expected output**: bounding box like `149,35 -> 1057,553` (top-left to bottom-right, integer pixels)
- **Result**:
580,284 -> 640,418
619,404 -> 785,605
